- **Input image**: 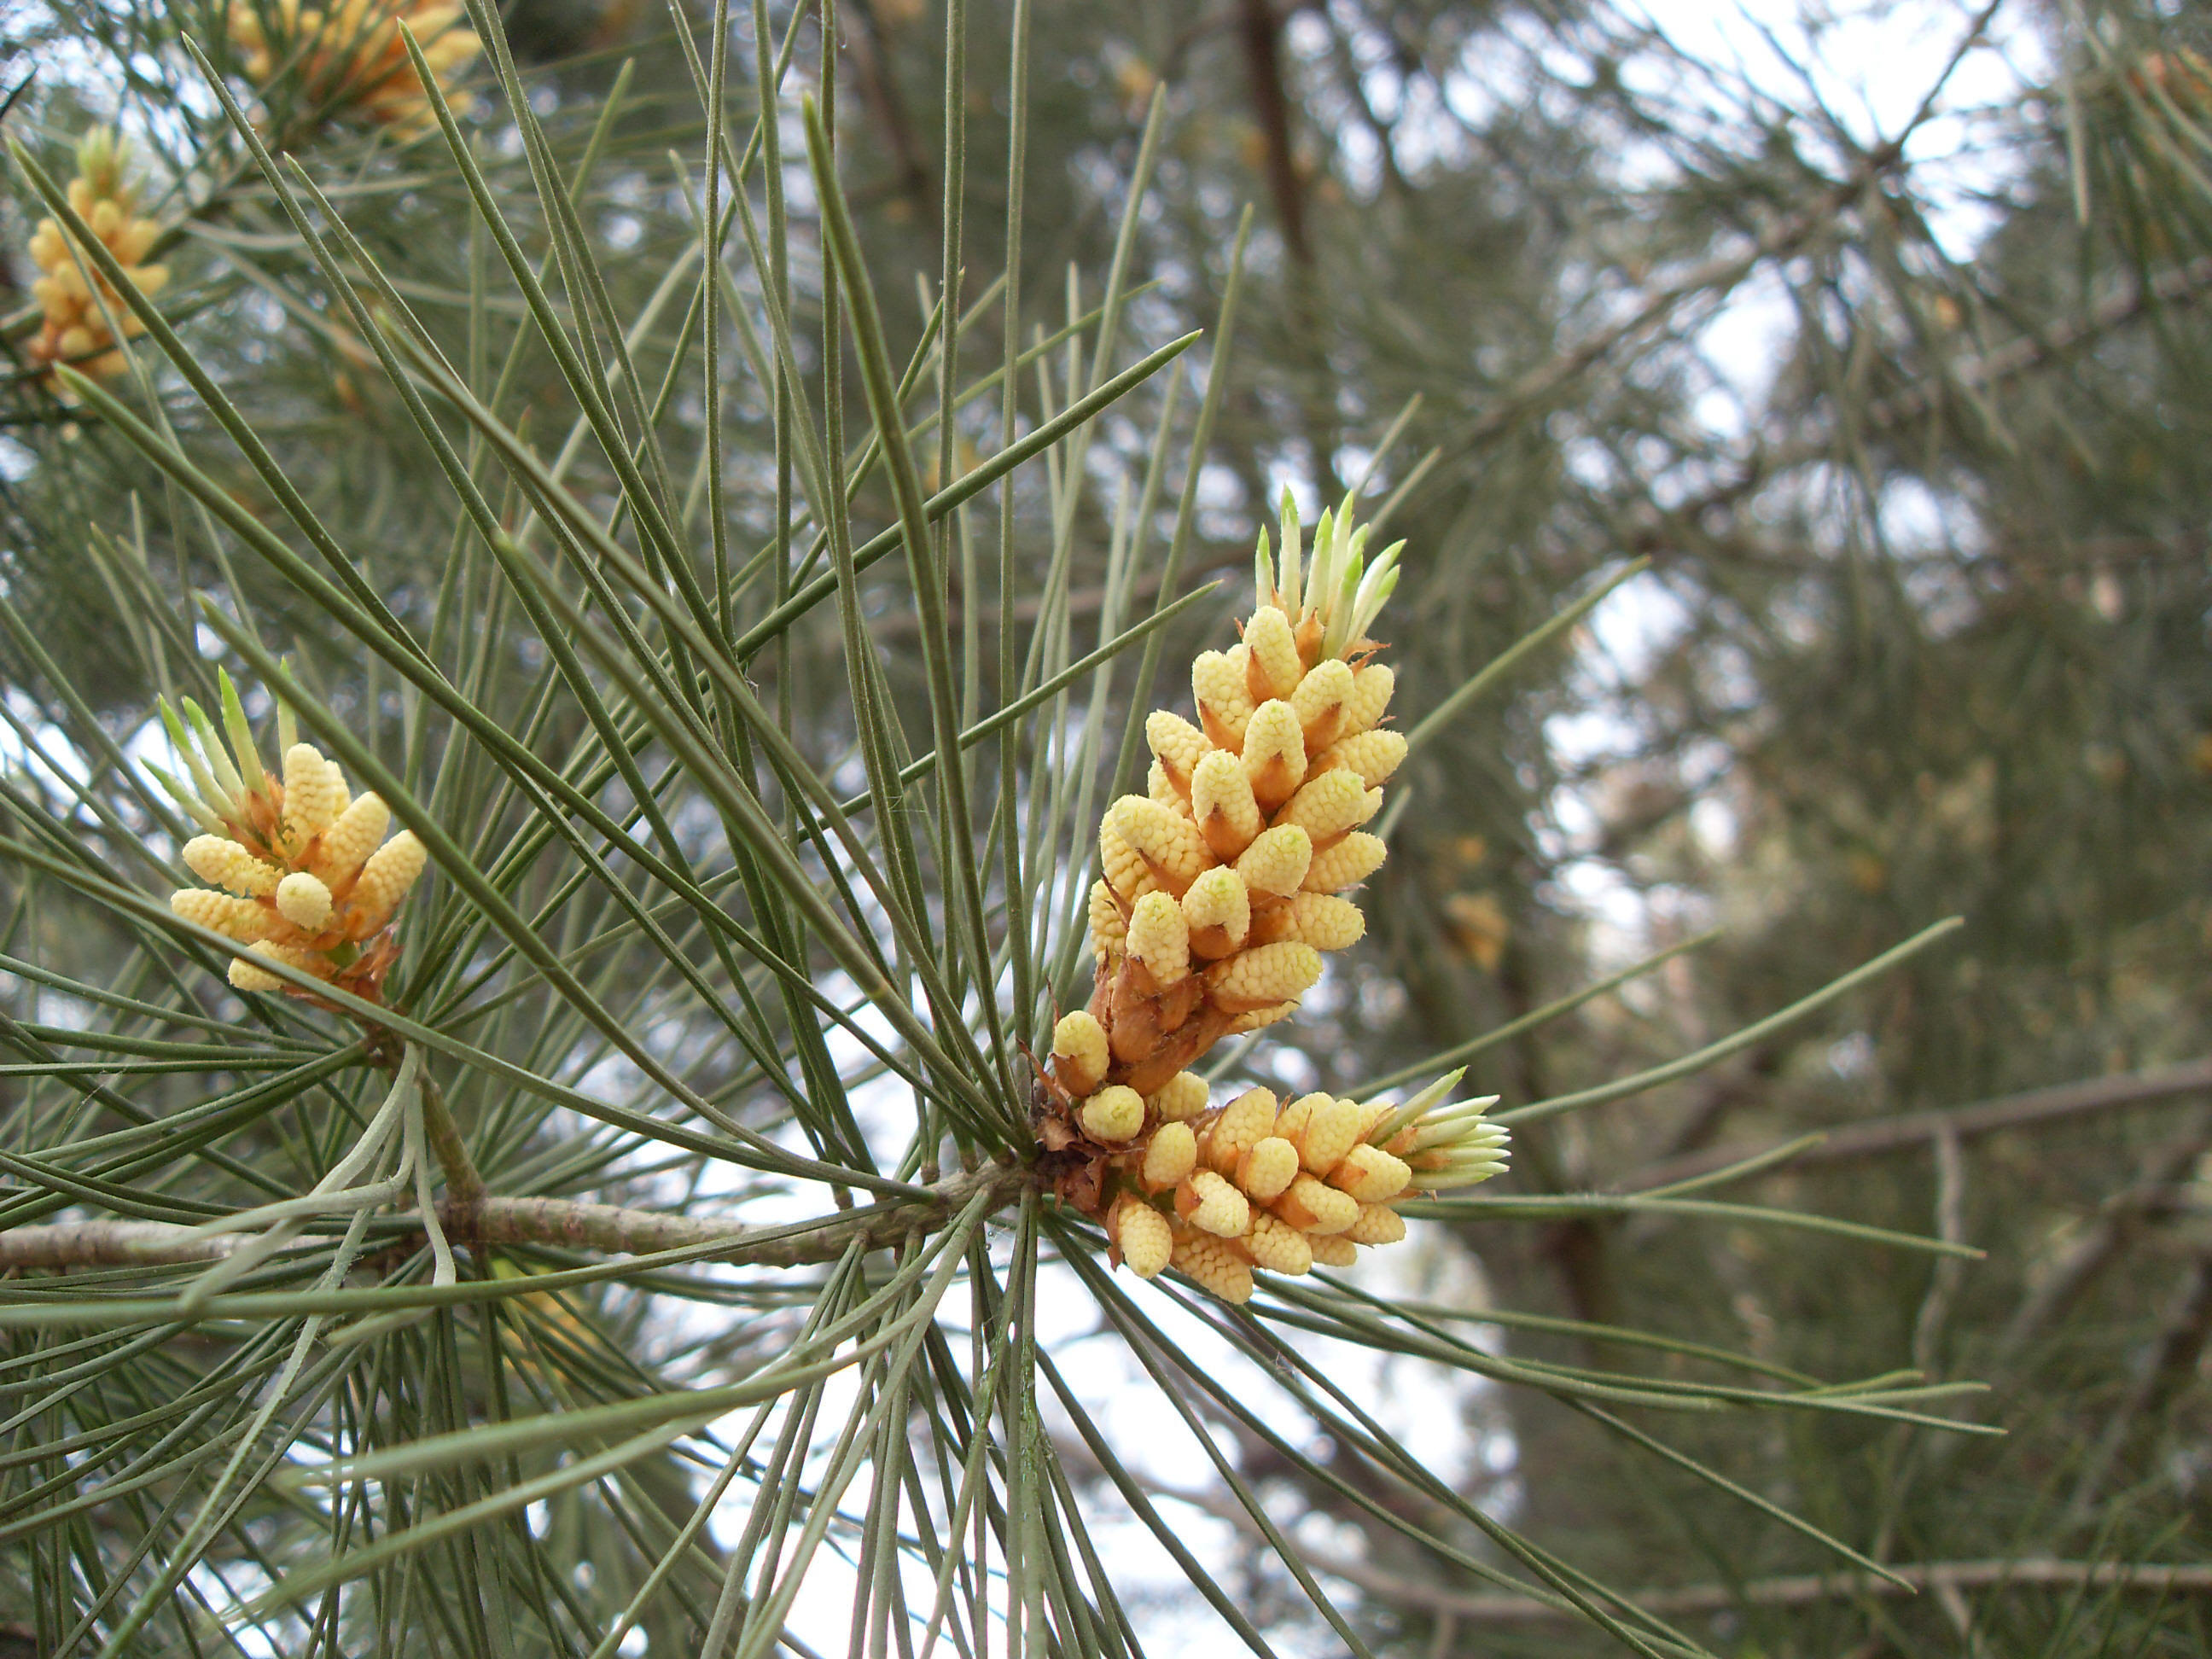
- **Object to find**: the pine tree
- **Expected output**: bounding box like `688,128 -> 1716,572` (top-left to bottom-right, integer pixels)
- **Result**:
0,0 -> 2204,1654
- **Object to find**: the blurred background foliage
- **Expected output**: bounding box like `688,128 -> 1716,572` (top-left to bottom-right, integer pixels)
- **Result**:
2,0 -> 2210,1652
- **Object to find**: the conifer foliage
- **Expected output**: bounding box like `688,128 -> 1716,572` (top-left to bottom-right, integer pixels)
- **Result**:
1,0 -> 2204,1655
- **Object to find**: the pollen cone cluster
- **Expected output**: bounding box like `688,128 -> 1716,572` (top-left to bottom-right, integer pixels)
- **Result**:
1035,498 -> 1512,1301
26,127 -> 169,384
227,0 -> 482,132
159,671 -> 426,1004
1073,493 -> 1407,1099
1077,1066 -> 1508,1305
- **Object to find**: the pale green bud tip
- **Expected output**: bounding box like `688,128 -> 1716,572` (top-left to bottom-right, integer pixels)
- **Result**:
219,669 -> 267,795
182,697 -> 247,800
1368,1068 -> 1470,1146
75,125 -> 125,197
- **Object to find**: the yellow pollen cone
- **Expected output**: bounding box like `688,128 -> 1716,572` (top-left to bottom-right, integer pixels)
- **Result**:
1113,1198 -> 1173,1278
1051,1010 -> 1110,1097
1080,1086 -> 1145,1143
1146,1071 -> 1210,1122
1243,1210 -> 1313,1275
1235,824 -> 1313,898
1170,1230 -> 1254,1303
1302,832 -> 1387,894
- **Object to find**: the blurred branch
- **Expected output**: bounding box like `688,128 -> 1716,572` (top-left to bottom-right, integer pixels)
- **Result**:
1237,0 -> 1340,497
1994,1109 -> 2212,1366
2071,1231 -> 2212,1513
1057,1420 -> 2212,1626
1621,1058 -> 2212,1192
839,0 -> 932,213
1413,1558 -> 2212,1625
1638,253 -> 2212,547
1447,141 -> 1913,459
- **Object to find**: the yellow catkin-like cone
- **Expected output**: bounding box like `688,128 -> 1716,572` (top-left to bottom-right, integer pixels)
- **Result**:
1254,893 -> 1365,952
1302,832 -> 1388,894
1190,751 -> 1264,861
352,830 -> 427,926
1235,825 -> 1313,897
1278,770 -> 1381,843
1179,1171 -> 1250,1237
1147,1071 -> 1210,1122
157,678 -> 426,1005
1180,865 -> 1251,958
1318,730 -> 1408,789
1345,1203 -> 1408,1247
1114,1198 -> 1173,1278
1171,1229 -> 1254,1303
225,0 -> 482,131
1080,1086 -> 1145,1144
1114,796 -> 1212,894
183,835 -> 281,898
1191,650 -> 1256,750
1205,1087 -> 1279,1170
275,871 -> 334,933
1207,942 -> 1322,1013
1099,818 -> 1149,901
229,940 -> 329,992
1235,1136 -> 1301,1202
1243,606 -> 1303,701
1291,658 -> 1355,749
1228,1001 -> 1299,1034
1141,1121 -> 1197,1189
1307,1233 -> 1359,1268
26,127 -> 169,384
1146,711 -> 1208,794
311,791 -> 389,882
1278,1173 -> 1359,1236
1087,881 -> 1126,962
1243,1210 -> 1313,1275
1297,1096 -> 1367,1174
172,888 -> 274,941
1052,1010 -> 1110,1097
282,744 -> 347,849
1342,665 -> 1395,738
1125,891 -> 1191,987
1330,1143 -> 1412,1204
1241,701 -> 1307,809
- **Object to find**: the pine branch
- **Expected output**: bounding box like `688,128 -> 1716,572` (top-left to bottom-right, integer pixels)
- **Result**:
1352,1558 -> 2212,1626
0,1165 -> 1029,1275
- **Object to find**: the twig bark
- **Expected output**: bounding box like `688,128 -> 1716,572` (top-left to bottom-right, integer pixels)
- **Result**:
418,1068 -> 486,1208
0,1165 -> 1030,1276
0,1220 -> 232,1270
